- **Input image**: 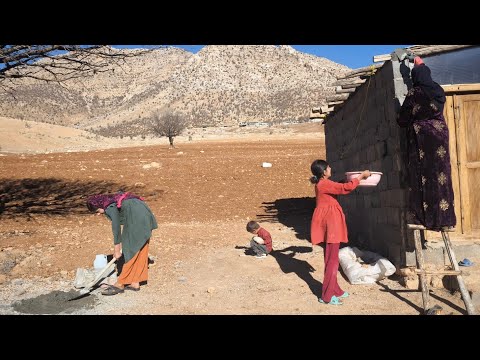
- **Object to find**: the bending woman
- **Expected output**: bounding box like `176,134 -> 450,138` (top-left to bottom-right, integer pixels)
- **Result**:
87,192 -> 158,295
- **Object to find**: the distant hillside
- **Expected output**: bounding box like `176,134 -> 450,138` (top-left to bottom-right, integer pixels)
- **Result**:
0,45 -> 349,137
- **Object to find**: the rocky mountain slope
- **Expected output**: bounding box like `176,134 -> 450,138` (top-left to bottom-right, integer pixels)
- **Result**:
0,45 -> 349,136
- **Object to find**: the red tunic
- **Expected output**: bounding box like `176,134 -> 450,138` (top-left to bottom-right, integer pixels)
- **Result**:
310,178 -> 360,245
257,227 -> 273,252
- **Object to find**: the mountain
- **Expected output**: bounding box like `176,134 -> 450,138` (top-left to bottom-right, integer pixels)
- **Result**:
0,45 -> 350,136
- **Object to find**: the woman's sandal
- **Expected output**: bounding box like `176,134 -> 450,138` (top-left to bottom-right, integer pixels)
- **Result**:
318,295 -> 343,305
101,285 -> 125,296
125,286 -> 140,292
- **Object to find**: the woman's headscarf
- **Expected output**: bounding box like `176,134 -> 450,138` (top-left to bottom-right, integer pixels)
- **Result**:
411,64 -> 446,110
87,192 -> 143,211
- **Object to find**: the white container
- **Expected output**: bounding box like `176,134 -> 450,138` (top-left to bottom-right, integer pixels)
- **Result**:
345,171 -> 383,187
93,254 -> 107,269
262,162 -> 272,168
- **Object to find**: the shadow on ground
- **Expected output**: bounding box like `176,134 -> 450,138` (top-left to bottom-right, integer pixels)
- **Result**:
257,197 -> 315,241
270,246 -> 322,298
0,178 -> 137,219
377,281 -> 466,315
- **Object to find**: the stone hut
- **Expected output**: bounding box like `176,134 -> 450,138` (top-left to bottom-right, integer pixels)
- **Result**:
320,45 -> 480,269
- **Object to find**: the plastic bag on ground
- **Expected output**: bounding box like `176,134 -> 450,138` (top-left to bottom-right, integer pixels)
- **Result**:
339,246 -> 396,284
73,262 -> 116,288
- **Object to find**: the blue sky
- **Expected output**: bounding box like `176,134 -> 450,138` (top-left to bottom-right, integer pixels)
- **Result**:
115,45 -> 410,69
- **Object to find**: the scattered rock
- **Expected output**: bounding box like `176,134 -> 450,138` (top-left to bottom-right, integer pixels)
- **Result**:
15,289 -> 26,296
401,276 -> 419,290
207,287 -> 215,294
0,254 -> 16,274
430,276 -> 443,288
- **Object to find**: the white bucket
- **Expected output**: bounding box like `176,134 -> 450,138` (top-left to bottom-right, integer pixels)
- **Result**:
93,254 -> 107,269
262,162 -> 272,168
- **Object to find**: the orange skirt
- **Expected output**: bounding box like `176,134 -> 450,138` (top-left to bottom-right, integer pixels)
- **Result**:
118,241 -> 149,285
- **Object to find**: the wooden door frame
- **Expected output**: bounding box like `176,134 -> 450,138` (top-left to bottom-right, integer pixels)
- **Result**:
443,84 -> 480,93
444,95 -> 463,233
442,84 -> 480,237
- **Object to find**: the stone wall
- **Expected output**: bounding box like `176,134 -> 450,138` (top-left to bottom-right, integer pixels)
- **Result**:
324,62 -> 409,267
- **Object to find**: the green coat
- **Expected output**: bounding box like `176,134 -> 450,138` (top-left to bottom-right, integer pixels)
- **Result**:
104,198 -> 158,263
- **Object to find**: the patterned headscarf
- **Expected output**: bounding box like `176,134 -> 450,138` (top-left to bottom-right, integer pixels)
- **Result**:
86,192 -> 143,211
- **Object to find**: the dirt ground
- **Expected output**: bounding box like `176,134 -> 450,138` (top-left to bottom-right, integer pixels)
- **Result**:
0,126 -> 471,315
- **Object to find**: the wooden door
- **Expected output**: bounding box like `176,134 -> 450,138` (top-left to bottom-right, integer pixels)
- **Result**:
443,95 -> 462,235
453,93 -> 480,236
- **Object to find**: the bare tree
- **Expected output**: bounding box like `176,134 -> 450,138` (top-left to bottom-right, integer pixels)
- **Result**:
151,110 -> 188,148
0,45 -> 159,92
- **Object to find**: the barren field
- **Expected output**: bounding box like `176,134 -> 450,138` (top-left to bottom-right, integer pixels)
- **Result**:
0,128 -> 469,315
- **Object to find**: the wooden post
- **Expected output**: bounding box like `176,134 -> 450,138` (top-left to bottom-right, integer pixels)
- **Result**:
441,230 -> 477,315
407,223 -> 475,315
413,229 -> 430,313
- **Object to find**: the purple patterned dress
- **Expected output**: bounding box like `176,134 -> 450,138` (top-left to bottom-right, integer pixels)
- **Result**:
397,86 -> 456,231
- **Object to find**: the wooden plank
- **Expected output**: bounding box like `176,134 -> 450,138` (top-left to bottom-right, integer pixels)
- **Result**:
341,83 -> 364,89
336,88 -> 356,94
373,46 -> 473,65
326,93 -> 350,102
441,231 -> 477,315
454,94 -> 471,233
349,70 -> 377,78
331,78 -> 366,87
399,267 -> 461,276
411,45 -> 472,57
462,94 -> 480,230
327,101 -> 344,106
444,95 -> 463,235
321,105 -> 333,113
443,84 -> 480,93
336,63 -> 383,80
407,224 -> 427,230
454,94 -> 480,233
373,54 -> 391,63
415,269 -> 461,275
466,161 -> 480,169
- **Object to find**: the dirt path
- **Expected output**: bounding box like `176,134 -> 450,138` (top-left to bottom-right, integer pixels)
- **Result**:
0,134 -> 469,315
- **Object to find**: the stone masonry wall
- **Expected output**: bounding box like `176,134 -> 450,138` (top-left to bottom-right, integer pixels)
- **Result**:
324,62 -> 409,267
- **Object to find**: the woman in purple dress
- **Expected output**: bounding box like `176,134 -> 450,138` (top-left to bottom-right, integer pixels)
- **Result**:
397,56 -> 456,231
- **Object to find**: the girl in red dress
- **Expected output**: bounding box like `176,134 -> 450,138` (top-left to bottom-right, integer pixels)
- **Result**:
310,160 -> 371,305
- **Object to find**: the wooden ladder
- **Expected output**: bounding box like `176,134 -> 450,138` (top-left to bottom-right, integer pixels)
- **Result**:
407,224 -> 476,315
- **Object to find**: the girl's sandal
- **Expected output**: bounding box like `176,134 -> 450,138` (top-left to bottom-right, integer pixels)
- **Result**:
318,295 -> 343,305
